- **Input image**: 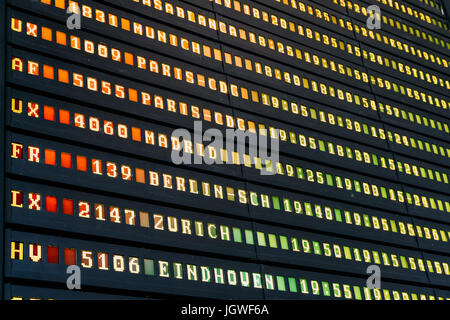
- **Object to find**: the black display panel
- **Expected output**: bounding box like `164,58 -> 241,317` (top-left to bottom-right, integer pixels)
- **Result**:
1,0 -> 449,300
5,230 -> 265,299
5,230 -> 445,300
348,0 -> 449,55
260,264 -> 437,300
361,0 -> 449,36
5,179 -> 257,260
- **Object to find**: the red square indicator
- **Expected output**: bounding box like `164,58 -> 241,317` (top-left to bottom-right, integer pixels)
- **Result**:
76,156 -> 87,171
58,69 -> 69,83
47,246 -> 59,264
61,152 -> 72,168
132,127 -> 141,142
45,196 -> 57,213
44,105 -> 55,121
62,198 -> 74,215
64,248 -> 76,265
43,65 -> 54,79
45,149 -> 56,166
59,109 -> 70,124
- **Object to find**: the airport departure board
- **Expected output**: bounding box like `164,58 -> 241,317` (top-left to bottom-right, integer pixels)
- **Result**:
0,0 -> 450,300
